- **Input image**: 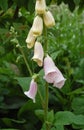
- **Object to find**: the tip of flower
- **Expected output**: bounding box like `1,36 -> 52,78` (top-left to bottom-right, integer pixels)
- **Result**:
32,57 -> 43,67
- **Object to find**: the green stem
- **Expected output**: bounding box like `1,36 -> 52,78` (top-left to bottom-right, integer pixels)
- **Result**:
43,24 -> 49,130
45,82 -> 49,130
38,87 -> 45,109
18,46 -> 32,77
43,24 -> 48,56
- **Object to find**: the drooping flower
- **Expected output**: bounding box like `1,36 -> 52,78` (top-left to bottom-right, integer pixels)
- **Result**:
32,16 -> 43,37
24,79 -> 37,103
26,28 -> 36,48
44,55 -> 66,88
53,73 -> 66,89
32,41 -> 44,67
43,11 -> 55,27
35,0 -> 46,14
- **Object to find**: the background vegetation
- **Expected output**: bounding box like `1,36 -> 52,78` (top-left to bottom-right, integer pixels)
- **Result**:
0,0 -> 84,130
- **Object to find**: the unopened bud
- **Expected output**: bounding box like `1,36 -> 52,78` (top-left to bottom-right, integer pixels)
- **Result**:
43,11 -> 55,27
32,16 -> 43,37
35,0 -> 46,14
26,28 -> 36,49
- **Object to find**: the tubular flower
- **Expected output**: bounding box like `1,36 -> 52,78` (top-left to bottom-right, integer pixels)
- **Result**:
32,41 -> 44,67
32,16 -> 43,37
35,0 -> 46,14
43,11 -> 55,27
24,79 -> 37,103
26,28 -> 36,48
44,55 -> 66,88
53,73 -> 66,89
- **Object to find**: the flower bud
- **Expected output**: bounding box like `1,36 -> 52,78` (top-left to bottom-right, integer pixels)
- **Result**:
32,16 -> 43,37
35,0 -> 46,14
32,41 -> 44,67
24,79 -> 37,103
26,28 -> 36,48
43,11 -> 55,27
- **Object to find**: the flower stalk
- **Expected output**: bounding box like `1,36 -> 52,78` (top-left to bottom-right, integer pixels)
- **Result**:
43,23 -> 49,130
18,45 -> 32,77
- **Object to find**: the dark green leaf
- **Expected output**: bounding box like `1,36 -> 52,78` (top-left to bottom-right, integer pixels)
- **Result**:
15,77 -> 31,91
71,96 -> 84,114
0,0 -> 8,11
47,110 -> 54,123
35,109 -> 44,121
54,111 -> 74,125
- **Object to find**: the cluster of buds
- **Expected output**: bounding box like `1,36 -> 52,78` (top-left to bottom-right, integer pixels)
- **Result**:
24,0 -> 66,102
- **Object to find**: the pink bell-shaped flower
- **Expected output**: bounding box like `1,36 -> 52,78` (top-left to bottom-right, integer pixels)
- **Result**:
44,55 -> 66,88
44,55 -> 57,83
24,79 -> 37,103
32,41 -> 44,67
53,73 -> 66,89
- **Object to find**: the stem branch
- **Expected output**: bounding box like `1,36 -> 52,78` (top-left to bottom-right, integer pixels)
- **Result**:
19,46 -> 32,76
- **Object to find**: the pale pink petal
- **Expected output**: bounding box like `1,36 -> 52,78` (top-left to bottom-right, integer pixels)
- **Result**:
44,72 -> 56,83
53,73 -> 66,89
32,41 -> 44,67
44,55 -> 57,83
43,55 -> 66,88
24,79 -> 37,103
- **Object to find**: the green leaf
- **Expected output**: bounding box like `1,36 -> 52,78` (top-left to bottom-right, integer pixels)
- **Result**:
72,123 -> 84,129
0,0 -> 8,11
55,125 -> 64,130
35,109 -> 44,121
2,118 -> 25,124
51,127 -> 56,130
51,50 -> 62,60
18,100 -> 41,118
54,111 -> 84,127
73,115 -> 84,125
47,110 -> 54,123
71,96 -> 84,114
46,0 -> 52,5
28,0 -> 35,13
54,111 -> 74,125
15,77 -> 31,91
74,0 -> 80,5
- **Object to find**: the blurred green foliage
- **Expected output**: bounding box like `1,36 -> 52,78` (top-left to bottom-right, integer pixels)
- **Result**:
0,0 -> 84,130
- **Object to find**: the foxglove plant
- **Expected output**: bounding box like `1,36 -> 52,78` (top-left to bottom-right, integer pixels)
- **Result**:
22,0 -> 66,129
